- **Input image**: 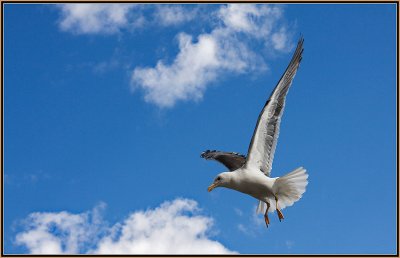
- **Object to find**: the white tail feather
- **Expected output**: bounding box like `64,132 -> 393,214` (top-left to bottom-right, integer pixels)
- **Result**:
256,201 -> 265,214
256,167 -> 308,214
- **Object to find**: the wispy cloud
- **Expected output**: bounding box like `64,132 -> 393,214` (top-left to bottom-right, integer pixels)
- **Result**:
56,4 -> 293,108
219,4 -> 281,37
57,4 -> 195,34
285,240 -> 295,250
154,5 -> 198,26
236,205 -> 265,236
132,4 -> 291,108
57,4 -> 138,35
15,199 -> 236,254
271,27 -> 292,51
5,170 -> 50,187
92,60 -> 120,74
234,208 -> 244,217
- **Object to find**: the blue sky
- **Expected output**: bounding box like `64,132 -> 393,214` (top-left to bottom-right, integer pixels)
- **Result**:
4,3 -> 397,254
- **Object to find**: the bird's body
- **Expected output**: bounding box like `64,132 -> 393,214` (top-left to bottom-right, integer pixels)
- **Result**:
222,169 -> 277,201
202,37 -> 308,227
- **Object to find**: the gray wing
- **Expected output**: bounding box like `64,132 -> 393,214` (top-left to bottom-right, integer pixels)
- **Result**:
201,150 -> 246,171
245,37 -> 304,177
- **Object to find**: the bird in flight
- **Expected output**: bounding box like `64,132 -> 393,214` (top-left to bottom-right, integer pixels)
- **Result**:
201,37 -> 308,227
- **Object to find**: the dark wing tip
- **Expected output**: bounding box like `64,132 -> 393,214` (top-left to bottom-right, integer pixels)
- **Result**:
200,150 -> 212,159
232,152 -> 246,159
299,34 -> 304,43
200,150 -> 245,159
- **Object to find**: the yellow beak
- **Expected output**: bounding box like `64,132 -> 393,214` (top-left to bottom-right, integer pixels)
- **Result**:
208,182 -> 218,192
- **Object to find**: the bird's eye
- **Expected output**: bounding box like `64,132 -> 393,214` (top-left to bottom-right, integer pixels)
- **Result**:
217,177 -> 221,181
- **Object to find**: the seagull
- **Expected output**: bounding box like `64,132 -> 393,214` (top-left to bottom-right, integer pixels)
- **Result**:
201,37 -> 308,227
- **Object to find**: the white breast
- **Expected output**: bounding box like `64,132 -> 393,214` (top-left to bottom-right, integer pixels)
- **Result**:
230,168 -> 277,200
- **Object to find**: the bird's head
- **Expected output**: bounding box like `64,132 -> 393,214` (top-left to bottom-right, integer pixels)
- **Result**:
208,172 -> 231,192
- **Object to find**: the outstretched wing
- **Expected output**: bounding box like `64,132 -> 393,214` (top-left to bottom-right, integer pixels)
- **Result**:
245,37 -> 304,177
201,150 -> 246,171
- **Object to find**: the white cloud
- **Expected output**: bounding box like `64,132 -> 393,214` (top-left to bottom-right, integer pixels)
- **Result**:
57,4 -> 195,34
154,5 -> 197,26
15,199 -> 236,255
58,4 -> 138,34
56,4 -> 293,108
218,4 -> 282,36
132,33 -> 221,108
131,4 -> 291,108
271,27 -> 291,51
16,203 -> 106,254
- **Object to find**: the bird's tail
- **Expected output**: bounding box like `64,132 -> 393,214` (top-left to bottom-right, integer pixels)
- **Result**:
256,201 -> 265,214
256,167 -> 308,214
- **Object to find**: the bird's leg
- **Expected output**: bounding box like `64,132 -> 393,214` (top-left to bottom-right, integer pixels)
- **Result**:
275,196 -> 284,222
264,202 -> 270,227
